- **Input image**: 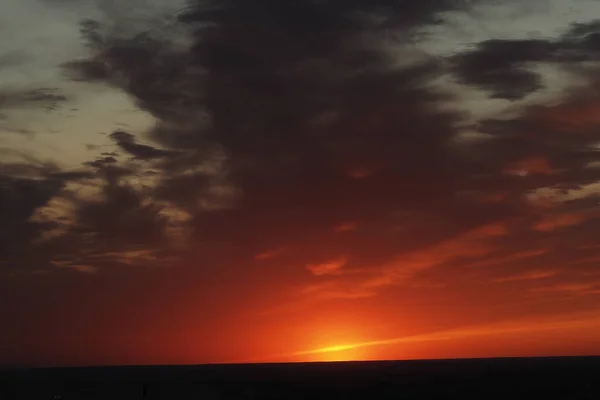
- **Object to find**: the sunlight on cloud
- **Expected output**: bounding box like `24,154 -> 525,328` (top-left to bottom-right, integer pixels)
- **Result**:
50,260 -> 98,274
306,257 -> 348,276
527,180 -> 600,206
300,222 -> 510,301
29,177 -> 105,241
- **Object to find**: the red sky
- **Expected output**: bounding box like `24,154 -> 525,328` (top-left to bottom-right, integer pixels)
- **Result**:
2,0 -> 600,367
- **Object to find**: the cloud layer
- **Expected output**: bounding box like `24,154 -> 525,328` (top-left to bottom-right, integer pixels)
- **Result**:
2,0 -> 600,365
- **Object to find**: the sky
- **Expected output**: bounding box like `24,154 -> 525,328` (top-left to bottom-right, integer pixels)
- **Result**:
2,0 -> 600,367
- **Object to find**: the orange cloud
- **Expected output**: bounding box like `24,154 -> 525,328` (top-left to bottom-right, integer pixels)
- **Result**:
532,282 -> 600,295
255,247 -> 287,261
301,281 -> 374,300
532,212 -> 587,232
494,269 -> 558,283
537,101 -> 600,132
334,221 -> 357,233
50,260 -> 98,274
576,256 -> 600,266
307,257 -> 348,276
463,248 -> 548,270
70,265 -> 98,274
301,222 -> 509,300
505,156 -> 555,176
469,222 -> 509,237
347,167 -> 372,179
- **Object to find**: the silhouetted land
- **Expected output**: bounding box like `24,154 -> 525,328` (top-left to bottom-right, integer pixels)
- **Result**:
1,356 -> 599,399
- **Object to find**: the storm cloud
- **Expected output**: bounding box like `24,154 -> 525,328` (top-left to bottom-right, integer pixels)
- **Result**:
2,0 -> 600,366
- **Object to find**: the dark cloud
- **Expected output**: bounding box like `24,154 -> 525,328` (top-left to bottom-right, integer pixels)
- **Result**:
451,19 -> 600,100
12,1 -> 597,288
473,82 -> 600,195
451,39 -> 553,100
0,163 -> 45,178
109,130 -> 178,160
0,169 -> 172,275
178,0 -> 466,35
84,156 -> 118,169
72,179 -> 168,251
0,143 -> 171,273
0,160 -> 92,181
44,170 -> 95,181
0,87 -> 68,112
55,0 -> 588,277
559,20 -> 600,62
0,172 -> 68,270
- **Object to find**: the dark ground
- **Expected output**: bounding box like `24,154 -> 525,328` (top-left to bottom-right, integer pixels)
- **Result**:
1,356 -> 599,399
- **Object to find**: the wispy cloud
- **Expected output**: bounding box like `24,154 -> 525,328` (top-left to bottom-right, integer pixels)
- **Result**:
299,223 -> 509,300
306,257 -> 348,276
240,308 -> 600,363
532,282 -> 600,295
532,212 -> 588,232
494,269 -> 559,283
51,260 -> 98,274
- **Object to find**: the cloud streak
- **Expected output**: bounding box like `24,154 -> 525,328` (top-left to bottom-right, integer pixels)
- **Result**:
239,308 -> 600,363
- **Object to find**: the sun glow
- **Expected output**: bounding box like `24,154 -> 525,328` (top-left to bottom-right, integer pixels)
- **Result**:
317,344 -> 358,353
301,323 -> 366,362
311,343 -> 364,362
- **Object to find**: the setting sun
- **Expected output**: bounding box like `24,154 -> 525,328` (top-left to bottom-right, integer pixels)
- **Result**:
296,320 -> 374,362
318,344 -> 357,353
312,343 -> 363,362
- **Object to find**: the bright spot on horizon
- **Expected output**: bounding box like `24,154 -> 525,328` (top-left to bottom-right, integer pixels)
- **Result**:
316,344 -> 359,353
308,342 -> 366,362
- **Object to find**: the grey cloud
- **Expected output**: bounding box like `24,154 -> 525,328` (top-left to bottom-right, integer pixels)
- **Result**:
0,87 -> 68,112
0,51 -> 29,71
84,156 -> 118,169
8,0 -> 600,287
109,130 -> 178,160
0,174 -> 65,269
72,180 -> 168,250
451,19 -> 600,100
54,0 -> 565,275
451,39 -> 554,100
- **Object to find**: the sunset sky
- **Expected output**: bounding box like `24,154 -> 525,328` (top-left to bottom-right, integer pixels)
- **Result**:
2,0 -> 600,367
